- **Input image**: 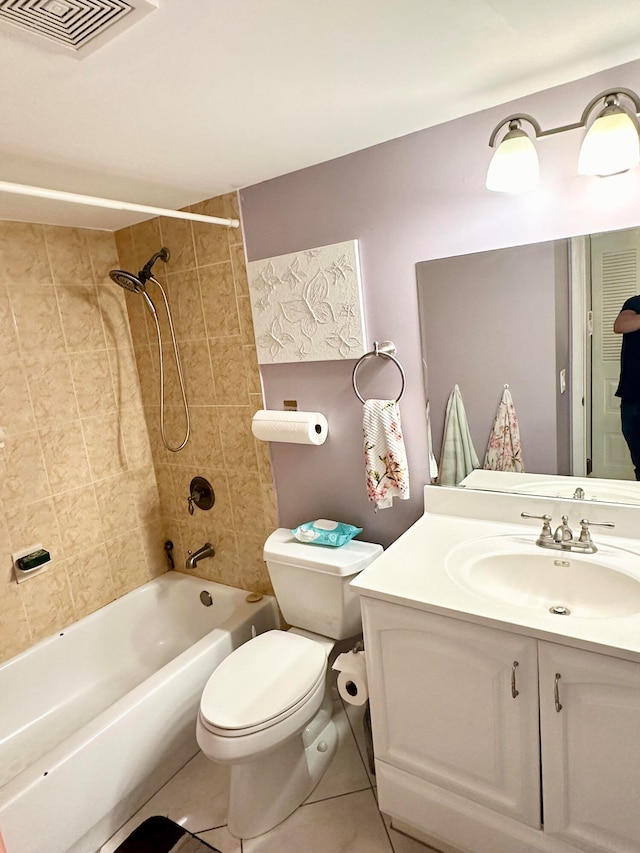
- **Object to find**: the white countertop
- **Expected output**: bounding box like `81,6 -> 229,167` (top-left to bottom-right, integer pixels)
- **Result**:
352,488 -> 640,664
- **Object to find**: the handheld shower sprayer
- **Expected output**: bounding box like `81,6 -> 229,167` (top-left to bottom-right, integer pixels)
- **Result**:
109,247 -> 170,295
109,246 -> 189,453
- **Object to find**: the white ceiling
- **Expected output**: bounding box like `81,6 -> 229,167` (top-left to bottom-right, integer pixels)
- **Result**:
3,0 -> 640,230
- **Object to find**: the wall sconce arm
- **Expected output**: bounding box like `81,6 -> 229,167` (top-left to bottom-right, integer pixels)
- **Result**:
488,114 -> 542,147
578,88 -> 640,127
489,89 -> 640,148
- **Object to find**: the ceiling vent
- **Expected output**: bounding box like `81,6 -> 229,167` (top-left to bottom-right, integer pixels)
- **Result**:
0,0 -> 158,57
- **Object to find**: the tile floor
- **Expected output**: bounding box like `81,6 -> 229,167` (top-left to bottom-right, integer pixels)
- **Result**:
100,698 -> 438,853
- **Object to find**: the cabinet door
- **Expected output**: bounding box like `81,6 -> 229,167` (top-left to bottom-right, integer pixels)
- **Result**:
539,642 -> 640,852
362,598 -> 541,827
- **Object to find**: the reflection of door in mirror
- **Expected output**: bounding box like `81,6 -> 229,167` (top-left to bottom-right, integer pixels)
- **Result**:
590,229 -> 639,481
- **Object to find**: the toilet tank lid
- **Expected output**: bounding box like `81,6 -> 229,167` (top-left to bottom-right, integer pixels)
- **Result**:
264,528 -> 383,576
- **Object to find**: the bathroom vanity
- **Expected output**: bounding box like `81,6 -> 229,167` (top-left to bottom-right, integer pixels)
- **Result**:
352,486 -> 640,853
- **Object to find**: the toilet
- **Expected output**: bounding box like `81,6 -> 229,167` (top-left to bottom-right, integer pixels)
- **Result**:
196,527 -> 382,839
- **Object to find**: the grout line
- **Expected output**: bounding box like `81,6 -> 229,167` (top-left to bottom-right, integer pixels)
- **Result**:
301,785 -> 374,808
194,821 -> 228,834
380,812 -> 398,853
389,822 -> 442,852
340,696 -> 375,781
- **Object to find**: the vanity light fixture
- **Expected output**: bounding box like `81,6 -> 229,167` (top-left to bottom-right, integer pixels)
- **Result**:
577,92 -> 640,176
486,118 -> 541,192
486,88 -> 640,192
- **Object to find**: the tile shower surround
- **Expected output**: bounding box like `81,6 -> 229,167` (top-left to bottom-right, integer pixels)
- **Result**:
0,192 -> 278,666
117,192 -> 277,596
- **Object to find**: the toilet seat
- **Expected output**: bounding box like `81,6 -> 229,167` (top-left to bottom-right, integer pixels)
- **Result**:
199,630 -> 328,737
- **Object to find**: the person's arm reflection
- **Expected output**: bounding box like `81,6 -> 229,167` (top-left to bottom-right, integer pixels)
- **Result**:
614,308 -> 640,334
614,296 -> 640,480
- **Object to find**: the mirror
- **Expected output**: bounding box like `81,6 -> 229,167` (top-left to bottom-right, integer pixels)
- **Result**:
417,227 -> 640,504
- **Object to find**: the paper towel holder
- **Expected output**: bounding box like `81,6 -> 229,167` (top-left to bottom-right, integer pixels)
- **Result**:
251,409 -> 329,445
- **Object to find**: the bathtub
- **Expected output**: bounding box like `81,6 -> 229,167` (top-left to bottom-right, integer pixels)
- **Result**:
0,571 -> 279,853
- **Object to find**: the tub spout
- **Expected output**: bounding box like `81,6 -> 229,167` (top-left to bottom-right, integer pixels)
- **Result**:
186,542 -> 215,570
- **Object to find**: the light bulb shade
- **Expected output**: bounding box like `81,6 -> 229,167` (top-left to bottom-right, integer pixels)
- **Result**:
578,107 -> 640,176
486,128 -> 540,193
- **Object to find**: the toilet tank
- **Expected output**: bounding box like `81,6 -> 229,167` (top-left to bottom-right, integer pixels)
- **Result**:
264,529 -> 383,640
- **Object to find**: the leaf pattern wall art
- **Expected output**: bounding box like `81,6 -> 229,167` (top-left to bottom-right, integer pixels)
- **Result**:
247,240 -> 366,364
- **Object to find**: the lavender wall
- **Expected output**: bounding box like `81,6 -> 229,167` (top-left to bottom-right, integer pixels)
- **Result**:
241,57 -> 640,548
417,241 -> 565,476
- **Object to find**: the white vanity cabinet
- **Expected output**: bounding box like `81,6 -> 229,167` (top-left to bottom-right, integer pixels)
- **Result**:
361,597 -> 640,853
362,598 -> 541,826
538,642 -> 640,852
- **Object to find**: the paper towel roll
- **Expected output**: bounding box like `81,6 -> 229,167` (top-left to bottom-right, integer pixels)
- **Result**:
333,650 -> 369,706
251,410 -> 328,445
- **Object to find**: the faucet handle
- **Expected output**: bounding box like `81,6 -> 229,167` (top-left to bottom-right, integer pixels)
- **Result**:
520,512 -> 553,542
520,512 -> 552,521
576,519 -> 615,553
578,518 -> 615,542
187,477 -> 215,516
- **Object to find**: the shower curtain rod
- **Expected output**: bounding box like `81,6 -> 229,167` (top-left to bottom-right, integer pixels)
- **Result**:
0,181 -> 240,228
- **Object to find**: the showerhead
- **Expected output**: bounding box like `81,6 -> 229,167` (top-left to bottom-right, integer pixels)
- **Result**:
109,268 -> 158,320
109,269 -> 145,292
109,246 -> 171,320
109,246 -> 170,291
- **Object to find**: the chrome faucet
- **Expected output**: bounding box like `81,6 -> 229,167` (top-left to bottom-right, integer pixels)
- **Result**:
553,515 -> 574,544
520,513 -> 615,554
573,487 -> 585,500
185,542 -> 215,570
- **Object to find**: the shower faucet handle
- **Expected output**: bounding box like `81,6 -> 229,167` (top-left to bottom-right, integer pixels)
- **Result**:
187,477 -> 215,515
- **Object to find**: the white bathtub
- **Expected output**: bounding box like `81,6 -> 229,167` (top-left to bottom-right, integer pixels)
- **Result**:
0,571 -> 279,853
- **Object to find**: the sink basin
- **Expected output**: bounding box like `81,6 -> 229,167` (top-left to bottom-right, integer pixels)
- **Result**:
458,471 -> 640,503
512,479 -> 640,503
445,535 -> 640,618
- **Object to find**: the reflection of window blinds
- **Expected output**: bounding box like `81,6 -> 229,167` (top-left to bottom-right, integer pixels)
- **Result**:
602,250 -> 638,360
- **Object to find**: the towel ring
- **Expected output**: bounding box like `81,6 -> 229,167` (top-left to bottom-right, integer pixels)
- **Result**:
352,341 -> 406,404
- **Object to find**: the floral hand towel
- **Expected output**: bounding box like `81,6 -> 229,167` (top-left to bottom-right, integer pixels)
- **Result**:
483,385 -> 524,472
363,399 -> 410,511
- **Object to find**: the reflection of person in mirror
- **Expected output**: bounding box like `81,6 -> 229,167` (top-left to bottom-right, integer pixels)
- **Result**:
614,295 -> 640,479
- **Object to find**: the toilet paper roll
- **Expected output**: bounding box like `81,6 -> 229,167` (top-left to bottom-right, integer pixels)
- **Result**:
333,650 -> 369,706
251,410 -> 328,445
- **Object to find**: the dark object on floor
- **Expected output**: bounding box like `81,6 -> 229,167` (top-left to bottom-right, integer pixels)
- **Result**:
113,816 -> 222,853
363,702 -> 376,776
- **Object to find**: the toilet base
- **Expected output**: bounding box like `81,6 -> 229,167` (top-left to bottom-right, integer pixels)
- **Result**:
227,693 -> 338,839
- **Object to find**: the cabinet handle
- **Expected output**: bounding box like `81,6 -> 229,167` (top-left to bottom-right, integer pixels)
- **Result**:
511,661 -> 519,698
554,672 -> 563,712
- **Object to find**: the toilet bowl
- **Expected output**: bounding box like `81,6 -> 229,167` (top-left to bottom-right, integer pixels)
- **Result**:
197,528 -> 383,839
197,629 -> 337,838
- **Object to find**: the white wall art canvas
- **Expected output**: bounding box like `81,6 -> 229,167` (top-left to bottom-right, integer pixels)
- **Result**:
247,240 -> 366,364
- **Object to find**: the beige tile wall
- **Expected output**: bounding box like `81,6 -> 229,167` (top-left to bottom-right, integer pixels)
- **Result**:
0,221 -> 165,665
115,192 -> 278,597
